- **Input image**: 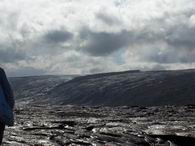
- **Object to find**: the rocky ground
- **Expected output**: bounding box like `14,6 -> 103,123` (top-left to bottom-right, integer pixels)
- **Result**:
2,105 -> 195,146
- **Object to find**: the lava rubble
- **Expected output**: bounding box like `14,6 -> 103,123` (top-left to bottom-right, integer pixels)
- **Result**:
2,105 -> 195,146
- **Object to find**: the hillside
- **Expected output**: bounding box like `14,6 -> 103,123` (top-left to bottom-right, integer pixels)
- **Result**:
9,75 -> 76,105
46,69 -> 195,106
9,69 -> 195,106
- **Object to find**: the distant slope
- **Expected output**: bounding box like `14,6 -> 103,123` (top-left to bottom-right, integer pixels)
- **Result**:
9,75 -> 76,105
45,69 -> 195,106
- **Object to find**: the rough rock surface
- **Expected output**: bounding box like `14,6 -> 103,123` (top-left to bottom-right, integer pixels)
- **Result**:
3,105 -> 195,146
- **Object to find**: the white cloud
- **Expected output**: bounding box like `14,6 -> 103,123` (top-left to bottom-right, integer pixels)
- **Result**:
0,0 -> 195,76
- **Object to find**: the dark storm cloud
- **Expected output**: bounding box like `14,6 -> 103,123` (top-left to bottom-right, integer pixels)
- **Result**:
28,29 -> 74,56
78,22 -> 195,63
0,48 -> 26,63
44,30 -> 73,44
96,12 -> 121,25
79,29 -> 131,56
79,28 -> 162,57
166,26 -> 195,49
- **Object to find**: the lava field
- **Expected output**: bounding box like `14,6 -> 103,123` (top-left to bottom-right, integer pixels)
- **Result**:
2,105 -> 195,146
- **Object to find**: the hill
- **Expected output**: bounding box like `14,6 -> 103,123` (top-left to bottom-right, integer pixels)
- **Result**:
45,69 -> 195,106
9,75 -> 76,105
10,69 -> 195,106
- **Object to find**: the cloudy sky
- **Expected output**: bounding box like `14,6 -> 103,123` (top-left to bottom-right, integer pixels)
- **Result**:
0,0 -> 195,76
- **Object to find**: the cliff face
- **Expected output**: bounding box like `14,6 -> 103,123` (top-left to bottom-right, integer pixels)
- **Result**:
9,69 -> 195,106
46,69 -> 195,106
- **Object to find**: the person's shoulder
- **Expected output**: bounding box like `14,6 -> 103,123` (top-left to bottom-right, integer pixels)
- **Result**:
0,67 -> 5,74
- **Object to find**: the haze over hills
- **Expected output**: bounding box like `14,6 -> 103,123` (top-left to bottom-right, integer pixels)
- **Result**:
9,75 -> 76,105
9,69 -> 195,106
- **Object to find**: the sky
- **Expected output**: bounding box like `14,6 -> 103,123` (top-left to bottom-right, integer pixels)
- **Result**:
0,0 -> 195,76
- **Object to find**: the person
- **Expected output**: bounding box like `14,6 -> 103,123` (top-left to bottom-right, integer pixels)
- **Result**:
0,67 -> 15,144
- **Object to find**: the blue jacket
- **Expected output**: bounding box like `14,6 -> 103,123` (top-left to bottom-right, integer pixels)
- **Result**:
0,68 -> 14,126
0,68 -> 14,109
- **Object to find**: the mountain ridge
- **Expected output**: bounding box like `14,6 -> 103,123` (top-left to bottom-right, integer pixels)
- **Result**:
10,69 -> 195,106
45,69 -> 195,106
